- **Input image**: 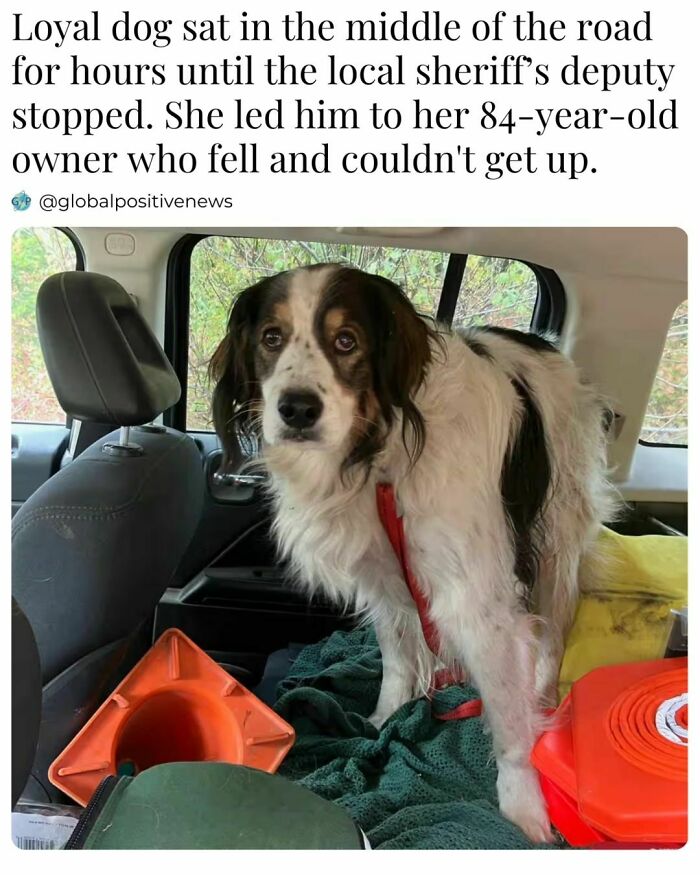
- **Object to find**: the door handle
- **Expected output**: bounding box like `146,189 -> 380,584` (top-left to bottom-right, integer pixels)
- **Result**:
212,470 -> 266,488
206,447 -> 266,503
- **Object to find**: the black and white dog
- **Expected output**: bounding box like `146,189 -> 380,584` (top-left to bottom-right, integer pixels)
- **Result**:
210,264 -> 616,842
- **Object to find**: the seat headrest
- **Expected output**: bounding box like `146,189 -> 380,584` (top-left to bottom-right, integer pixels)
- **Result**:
36,271 -> 181,426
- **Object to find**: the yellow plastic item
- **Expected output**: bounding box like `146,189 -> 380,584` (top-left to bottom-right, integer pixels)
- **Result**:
559,527 -> 687,701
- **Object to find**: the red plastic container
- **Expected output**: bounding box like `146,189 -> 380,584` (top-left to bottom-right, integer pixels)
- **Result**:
533,658 -> 687,847
532,696 -> 608,846
49,628 -> 295,806
572,657 -> 687,844
538,774 -> 607,846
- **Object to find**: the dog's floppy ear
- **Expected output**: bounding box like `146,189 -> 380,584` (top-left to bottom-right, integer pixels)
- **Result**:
366,274 -> 438,463
209,282 -> 263,465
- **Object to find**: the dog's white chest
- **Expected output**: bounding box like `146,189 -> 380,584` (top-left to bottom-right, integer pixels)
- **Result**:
271,481 -> 413,610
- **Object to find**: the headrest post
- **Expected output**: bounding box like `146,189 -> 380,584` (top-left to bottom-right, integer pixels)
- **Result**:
67,420 -> 82,461
119,426 -> 131,447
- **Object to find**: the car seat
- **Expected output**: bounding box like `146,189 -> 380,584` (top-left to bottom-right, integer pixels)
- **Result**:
12,272 -> 204,802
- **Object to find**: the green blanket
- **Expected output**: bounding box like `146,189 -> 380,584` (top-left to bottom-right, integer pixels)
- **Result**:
275,627 -> 557,850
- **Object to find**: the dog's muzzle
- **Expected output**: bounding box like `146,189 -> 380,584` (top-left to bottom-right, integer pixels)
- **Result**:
277,390 -> 324,440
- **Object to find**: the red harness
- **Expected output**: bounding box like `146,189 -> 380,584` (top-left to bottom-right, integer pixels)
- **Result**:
376,483 -> 483,721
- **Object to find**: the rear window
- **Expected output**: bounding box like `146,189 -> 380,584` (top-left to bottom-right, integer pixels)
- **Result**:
639,300 -> 688,445
11,228 -> 80,424
186,237 -> 541,430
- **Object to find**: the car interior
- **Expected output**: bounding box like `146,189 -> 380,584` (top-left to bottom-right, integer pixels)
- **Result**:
10,226 -> 687,839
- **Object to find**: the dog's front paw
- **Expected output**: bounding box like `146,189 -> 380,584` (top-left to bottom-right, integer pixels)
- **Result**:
497,761 -> 553,844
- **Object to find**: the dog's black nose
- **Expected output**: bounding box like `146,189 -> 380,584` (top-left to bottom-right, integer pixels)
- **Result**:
278,391 -> 324,430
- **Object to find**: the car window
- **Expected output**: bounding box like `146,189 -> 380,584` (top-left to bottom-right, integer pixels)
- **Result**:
12,228 -> 80,424
186,237 -> 542,430
639,300 -> 688,445
453,256 -> 538,332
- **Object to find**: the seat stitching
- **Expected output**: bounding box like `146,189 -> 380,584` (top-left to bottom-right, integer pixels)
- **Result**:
11,433 -> 197,540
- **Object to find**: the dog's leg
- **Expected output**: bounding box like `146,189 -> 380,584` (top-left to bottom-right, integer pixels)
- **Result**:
442,594 -> 553,844
369,618 -> 420,728
473,613 -> 551,842
533,551 -> 579,706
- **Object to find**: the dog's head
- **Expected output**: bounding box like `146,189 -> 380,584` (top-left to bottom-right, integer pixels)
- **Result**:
209,264 -> 437,473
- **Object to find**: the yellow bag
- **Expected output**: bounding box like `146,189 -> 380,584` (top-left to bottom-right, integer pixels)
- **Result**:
559,527 -> 687,700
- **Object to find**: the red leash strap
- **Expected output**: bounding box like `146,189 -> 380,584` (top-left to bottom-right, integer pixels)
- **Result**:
376,483 -> 442,655
435,699 -> 483,721
376,483 -> 482,721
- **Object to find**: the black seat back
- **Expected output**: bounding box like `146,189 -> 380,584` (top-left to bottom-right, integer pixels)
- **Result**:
12,272 -> 204,802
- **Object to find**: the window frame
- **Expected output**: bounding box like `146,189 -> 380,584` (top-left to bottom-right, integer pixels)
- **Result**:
639,438 -> 689,449
163,233 -> 566,432
56,226 -> 86,271
637,300 -> 688,450
11,226 -> 86,426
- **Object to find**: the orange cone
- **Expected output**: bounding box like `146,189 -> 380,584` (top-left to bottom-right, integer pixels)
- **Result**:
49,628 -> 295,806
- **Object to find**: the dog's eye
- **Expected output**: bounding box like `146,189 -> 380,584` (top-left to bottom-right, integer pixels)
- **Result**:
334,331 -> 357,354
262,327 -> 283,350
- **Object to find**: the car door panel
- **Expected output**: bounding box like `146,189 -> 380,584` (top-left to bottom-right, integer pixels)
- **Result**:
11,423 -> 69,516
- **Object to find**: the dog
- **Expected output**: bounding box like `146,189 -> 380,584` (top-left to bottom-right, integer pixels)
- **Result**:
209,263 -> 617,843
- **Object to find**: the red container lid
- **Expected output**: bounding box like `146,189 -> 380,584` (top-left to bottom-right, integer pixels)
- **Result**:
571,657 -> 687,843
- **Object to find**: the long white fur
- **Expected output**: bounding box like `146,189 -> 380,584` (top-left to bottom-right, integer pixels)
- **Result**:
253,266 -> 617,843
